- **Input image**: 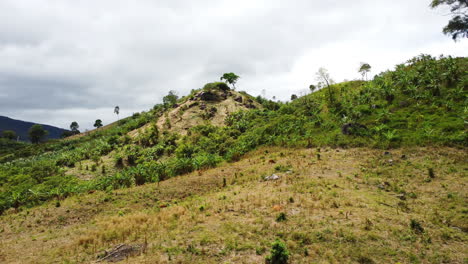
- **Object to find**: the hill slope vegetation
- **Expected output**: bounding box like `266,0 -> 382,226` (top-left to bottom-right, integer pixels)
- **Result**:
0,54 -> 466,263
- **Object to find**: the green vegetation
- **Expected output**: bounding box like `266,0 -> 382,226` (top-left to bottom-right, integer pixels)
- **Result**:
2,130 -> 16,140
94,119 -> 103,129
70,121 -> 80,134
0,54 -> 466,218
220,72 -> 240,89
430,0 -> 468,40
266,239 -> 290,264
28,124 -> 48,144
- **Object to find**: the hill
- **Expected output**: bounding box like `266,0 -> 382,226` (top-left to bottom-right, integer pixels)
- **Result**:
0,115 -> 69,142
0,54 -> 466,263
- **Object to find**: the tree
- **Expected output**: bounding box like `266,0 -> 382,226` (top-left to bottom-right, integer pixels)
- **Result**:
309,84 -> 316,93
316,67 -> 335,104
2,130 -> 16,140
94,119 -> 103,129
70,121 -> 80,134
163,90 -> 179,108
430,0 -> 468,41
290,94 -> 298,100
28,124 -> 48,144
114,106 -> 120,120
359,63 -> 372,80
220,72 -> 240,89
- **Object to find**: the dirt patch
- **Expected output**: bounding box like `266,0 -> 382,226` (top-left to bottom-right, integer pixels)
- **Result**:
129,90 -> 261,137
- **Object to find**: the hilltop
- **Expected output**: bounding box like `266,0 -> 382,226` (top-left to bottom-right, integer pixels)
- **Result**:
0,54 -> 466,263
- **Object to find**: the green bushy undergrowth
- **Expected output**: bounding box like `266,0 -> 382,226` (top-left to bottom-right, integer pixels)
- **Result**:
0,54 -> 466,214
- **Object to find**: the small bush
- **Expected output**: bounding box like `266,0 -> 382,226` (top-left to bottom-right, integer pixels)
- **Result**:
410,219 -> 424,234
276,212 -> 287,222
428,168 -> 435,178
266,239 -> 289,264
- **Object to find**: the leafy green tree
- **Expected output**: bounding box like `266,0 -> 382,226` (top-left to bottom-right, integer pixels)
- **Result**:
220,72 -> 240,89
316,67 -> 334,104
2,130 -> 16,140
309,84 -> 316,93
94,119 -> 103,129
28,124 -> 48,143
163,90 -> 179,108
70,121 -> 80,134
359,62 -> 372,80
290,94 -> 298,100
114,106 -> 120,120
430,0 -> 468,40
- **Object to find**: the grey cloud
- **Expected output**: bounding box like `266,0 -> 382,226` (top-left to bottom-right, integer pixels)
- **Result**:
0,0 -> 466,129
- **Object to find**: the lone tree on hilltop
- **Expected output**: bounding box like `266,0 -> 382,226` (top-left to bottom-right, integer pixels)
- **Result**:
163,90 -> 179,109
316,67 -> 335,104
359,62 -> 372,80
309,84 -> 316,93
28,124 -> 48,144
220,72 -> 240,90
94,119 -> 103,129
2,130 -> 16,140
70,121 -> 80,134
114,106 -> 120,120
430,0 -> 468,41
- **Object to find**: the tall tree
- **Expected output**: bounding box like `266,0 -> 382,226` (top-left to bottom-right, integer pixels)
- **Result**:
290,94 -> 298,100
70,121 -> 80,134
94,119 -> 103,129
114,106 -> 120,120
220,72 -> 240,89
28,124 -> 48,144
315,67 -> 335,104
163,90 -> 179,108
309,84 -> 316,93
359,63 -> 372,80
2,130 -> 16,140
430,0 -> 468,41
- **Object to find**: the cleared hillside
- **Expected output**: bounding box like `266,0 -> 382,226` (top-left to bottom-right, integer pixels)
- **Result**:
0,146 -> 466,263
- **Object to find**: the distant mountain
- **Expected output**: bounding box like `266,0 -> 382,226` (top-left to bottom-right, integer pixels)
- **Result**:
0,115 -> 69,142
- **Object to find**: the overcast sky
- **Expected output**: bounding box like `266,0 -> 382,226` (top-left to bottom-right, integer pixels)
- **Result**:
0,0 -> 466,130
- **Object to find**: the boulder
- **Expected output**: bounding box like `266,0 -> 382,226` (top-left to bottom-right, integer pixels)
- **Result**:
341,123 -> 367,135
198,91 -> 220,101
265,174 -> 280,181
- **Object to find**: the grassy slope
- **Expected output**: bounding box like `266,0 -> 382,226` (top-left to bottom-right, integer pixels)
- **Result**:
0,146 -> 466,263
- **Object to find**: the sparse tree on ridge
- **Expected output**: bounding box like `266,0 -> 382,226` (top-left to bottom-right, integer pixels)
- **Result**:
220,72 -> 240,90
114,106 -> 120,120
70,121 -> 80,134
430,0 -> 468,41
94,119 -> 103,129
315,67 -> 335,104
163,90 -> 179,109
28,124 -> 48,144
359,63 -> 372,80
2,130 -> 16,140
291,94 -> 298,101
309,84 -> 316,93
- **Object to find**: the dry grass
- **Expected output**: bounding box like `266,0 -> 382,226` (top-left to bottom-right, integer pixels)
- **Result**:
0,147 -> 466,263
